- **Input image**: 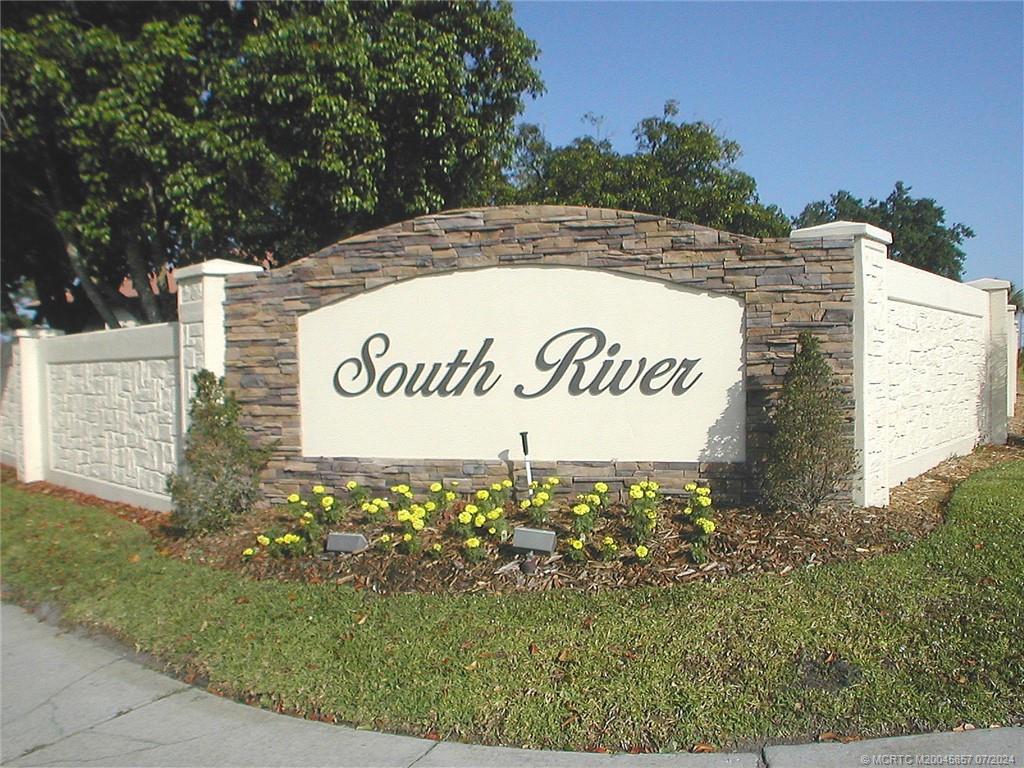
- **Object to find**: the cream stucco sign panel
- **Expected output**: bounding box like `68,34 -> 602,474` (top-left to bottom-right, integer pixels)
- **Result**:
298,267 -> 745,463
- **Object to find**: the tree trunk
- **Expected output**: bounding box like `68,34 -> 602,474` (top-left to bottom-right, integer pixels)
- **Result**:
63,235 -> 121,329
125,240 -> 163,323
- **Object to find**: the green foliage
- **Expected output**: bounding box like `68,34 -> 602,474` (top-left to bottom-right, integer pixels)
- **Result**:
493,101 -> 790,237
1,1 -> 542,329
761,332 -> 856,514
167,370 -> 272,535
794,182 -> 973,280
5,460 -> 1022,749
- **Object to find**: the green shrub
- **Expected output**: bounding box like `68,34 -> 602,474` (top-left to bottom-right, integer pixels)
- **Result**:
760,331 -> 856,514
167,370 -> 273,535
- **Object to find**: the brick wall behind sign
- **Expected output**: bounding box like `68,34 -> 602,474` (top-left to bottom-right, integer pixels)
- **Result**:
223,205 -> 856,502
47,358 -> 179,497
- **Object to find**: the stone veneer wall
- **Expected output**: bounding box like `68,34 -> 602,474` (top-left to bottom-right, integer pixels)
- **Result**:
223,205 -> 856,503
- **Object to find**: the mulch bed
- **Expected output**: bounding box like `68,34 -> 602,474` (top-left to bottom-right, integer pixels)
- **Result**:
4,393 -> 1022,596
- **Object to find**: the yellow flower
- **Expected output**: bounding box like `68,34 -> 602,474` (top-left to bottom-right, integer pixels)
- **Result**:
256,535 -> 270,546
465,537 -> 481,549
346,480 -> 358,491
287,493 -> 300,503
476,489 -> 490,501
474,514 -> 486,527
486,509 -> 500,520
397,510 -> 411,522
488,527 -> 496,535
635,545 -> 649,559
380,533 -> 391,543
685,482 -> 698,492
536,491 -> 550,502
546,476 -> 560,485
629,488 -> 643,500
645,490 -> 655,499
649,481 -> 660,491
458,511 -> 473,524
587,494 -> 601,505
445,491 -> 456,502
361,502 -> 372,512
403,533 -> 413,542
412,519 -> 424,531
684,506 -> 694,515
594,482 -> 609,493
285,533 -> 301,544
312,485 -> 325,494
570,539 -> 584,550
501,479 -> 513,488
645,510 -> 657,520
411,506 -> 426,519
397,484 -> 410,494
300,500 -> 308,506
274,536 -> 287,545
242,548 -> 255,557
374,498 -> 390,509
464,504 -> 478,515
490,482 -> 503,492
432,542 -> 443,552
639,481 -> 650,490
697,487 -> 711,497
531,497 -> 544,507
425,501 -> 437,512
697,496 -> 712,507
572,503 -> 590,516
520,499 -> 531,510
303,511 -> 314,519
321,496 -> 335,508
603,536 -> 615,546
696,518 -> 716,535
430,482 -> 443,493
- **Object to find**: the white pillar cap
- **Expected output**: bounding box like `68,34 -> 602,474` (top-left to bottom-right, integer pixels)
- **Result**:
789,220 -> 893,245
175,258 -> 263,281
965,278 -> 1011,292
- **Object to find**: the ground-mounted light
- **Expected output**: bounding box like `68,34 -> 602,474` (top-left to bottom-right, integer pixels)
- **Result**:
325,532 -> 368,554
511,526 -> 556,555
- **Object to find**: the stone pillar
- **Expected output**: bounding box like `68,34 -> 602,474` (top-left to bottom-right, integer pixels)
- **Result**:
789,221 -> 893,508
966,278 -> 1012,445
14,328 -> 63,482
175,259 -> 263,435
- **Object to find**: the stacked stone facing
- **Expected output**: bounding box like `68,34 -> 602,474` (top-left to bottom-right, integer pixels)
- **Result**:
222,205 -> 856,503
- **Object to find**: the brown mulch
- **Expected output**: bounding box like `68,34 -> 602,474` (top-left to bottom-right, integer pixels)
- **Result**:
4,390 -> 1023,596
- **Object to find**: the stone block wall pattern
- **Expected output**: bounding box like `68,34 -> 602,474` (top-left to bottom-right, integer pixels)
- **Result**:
223,205 -> 859,503
0,339 -> 21,465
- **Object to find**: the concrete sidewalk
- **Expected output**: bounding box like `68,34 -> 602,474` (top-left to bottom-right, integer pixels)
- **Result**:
2,603 -> 1021,768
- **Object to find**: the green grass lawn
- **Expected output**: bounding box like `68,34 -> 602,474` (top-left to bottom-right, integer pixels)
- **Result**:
2,461 -> 1022,752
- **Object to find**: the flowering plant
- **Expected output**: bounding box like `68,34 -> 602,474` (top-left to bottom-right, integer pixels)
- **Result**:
683,482 -> 716,563
522,477 -> 558,524
626,480 -> 662,543
565,535 -> 587,562
599,535 -> 619,562
463,536 -> 486,562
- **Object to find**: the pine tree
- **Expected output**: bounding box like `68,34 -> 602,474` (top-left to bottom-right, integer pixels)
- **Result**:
761,332 -> 856,514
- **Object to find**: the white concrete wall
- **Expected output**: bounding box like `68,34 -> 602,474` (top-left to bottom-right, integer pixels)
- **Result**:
38,325 -> 180,510
883,261 -> 989,487
0,338 -> 21,465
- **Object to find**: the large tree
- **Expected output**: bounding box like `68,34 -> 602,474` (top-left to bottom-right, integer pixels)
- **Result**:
793,183 -> 973,281
492,102 -> 790,238
1,1 -> 542,330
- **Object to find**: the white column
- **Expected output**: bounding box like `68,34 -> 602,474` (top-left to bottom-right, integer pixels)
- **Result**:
14,328 -> 63,482
175,259 -> 263,435
966,278 -> 1011,445
789,221 -> 893,507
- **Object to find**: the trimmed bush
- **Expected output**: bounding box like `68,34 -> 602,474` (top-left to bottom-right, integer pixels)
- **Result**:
167,370 -> 273,534
761,331 -> 856,514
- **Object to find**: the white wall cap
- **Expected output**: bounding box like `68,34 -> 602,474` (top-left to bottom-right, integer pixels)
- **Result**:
14,328 -> 63,338
965,278 -> 1012,292
174,258 -> 263,280
789,220 -> 893,245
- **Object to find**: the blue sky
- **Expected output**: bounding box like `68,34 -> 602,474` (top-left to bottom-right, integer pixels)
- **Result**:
512,1 -> 1023,287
